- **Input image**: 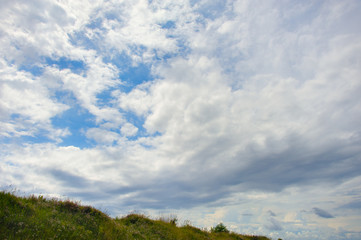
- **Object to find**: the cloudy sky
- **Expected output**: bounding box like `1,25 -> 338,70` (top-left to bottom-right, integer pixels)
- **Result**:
1,0 -> 361,239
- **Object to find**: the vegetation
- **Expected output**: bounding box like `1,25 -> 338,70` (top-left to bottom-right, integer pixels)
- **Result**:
0,191 -> 271,240
211,223 -> 229,233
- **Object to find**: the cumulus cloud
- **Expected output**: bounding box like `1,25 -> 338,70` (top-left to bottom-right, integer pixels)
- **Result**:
0,59 -> 69,140
85,128 -> 120,145
121,123 -> 138,137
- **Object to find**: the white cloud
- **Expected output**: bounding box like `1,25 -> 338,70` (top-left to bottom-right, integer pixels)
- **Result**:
121,123 -> 138,137
0,59 -> 69,139
85,128 -> 120,145
0,0 -> 80,63
117,86 -> 153,116
77,0 -> 197,63
0,0 -> 124,140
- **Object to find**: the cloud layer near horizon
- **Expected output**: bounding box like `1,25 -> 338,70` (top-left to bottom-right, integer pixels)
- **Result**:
1,0 -> 361,239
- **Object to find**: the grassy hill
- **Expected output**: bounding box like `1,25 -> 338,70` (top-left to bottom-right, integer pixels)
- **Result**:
0,191 -> 271,240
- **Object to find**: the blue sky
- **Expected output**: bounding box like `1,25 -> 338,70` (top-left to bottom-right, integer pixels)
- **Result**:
1,0 -> 361,239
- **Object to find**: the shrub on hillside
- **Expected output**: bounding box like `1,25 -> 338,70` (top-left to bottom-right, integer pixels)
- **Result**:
211,223 -> 229,233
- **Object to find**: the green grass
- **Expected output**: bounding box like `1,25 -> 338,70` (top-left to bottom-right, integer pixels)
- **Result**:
0,191 -> 271,240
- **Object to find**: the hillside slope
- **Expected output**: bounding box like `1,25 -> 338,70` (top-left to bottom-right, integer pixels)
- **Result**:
0,191 -> 271,240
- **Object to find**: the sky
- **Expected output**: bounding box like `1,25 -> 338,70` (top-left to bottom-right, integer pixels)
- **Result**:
1,0 -> 361,239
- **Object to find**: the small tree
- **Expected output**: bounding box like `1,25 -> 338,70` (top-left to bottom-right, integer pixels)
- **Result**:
211,223 -> 229,233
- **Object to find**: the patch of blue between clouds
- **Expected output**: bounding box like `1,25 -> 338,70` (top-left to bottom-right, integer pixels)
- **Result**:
67,31 -> 101,52
193,1 -> 227,20
104,11 -> 122,21
10,113 -> 21,119
96,87 -> 119,107
160,20 -> 176,29
152,41 -> 190,61
103,53 -> 154,93
119,63 -> 153,93
51,102 -> 97,148
128,121 -> 161,144
86,17 -> 103,29
18,64 -> 43,76
120,111 -> 146,141
45,57 -> 86,74
95,62 -> 162,144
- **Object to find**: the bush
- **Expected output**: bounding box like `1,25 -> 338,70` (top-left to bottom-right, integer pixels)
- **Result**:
211,223 -> 229,233
158,214 -> 178,225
